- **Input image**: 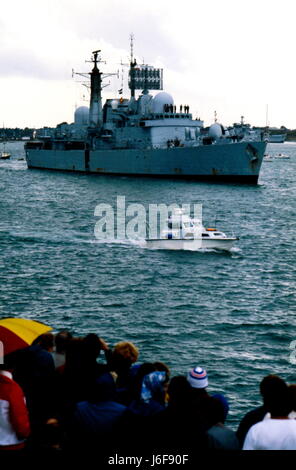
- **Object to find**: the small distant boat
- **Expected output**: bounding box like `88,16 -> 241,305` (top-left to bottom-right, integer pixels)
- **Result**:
0,152 -> 11,160
1,139 -> 11,159
145,208 -> 238,251
264,154 -> 273,161
274,153 -> 289,159
267,134 -> 286,143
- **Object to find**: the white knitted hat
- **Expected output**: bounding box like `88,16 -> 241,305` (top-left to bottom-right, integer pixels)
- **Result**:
187,366 -> 208,389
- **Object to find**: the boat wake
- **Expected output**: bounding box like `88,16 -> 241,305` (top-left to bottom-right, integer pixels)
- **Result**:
94,238 -> 145,248
7,231 -> 97,246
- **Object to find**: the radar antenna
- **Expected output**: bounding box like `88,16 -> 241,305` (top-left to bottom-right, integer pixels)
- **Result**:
92,50 -> 101,69
130,34 -> 134,65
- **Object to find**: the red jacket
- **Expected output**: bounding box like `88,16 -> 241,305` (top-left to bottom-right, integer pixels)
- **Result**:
0,371 -> 30,447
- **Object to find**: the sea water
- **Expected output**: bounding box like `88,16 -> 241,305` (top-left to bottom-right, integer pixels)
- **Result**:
0,141 -> 295,428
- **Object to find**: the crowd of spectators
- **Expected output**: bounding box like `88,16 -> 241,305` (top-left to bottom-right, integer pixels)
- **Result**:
1,331 -> 296,455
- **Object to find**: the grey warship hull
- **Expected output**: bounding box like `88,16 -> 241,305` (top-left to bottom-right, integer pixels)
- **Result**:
25,141 -> 266,183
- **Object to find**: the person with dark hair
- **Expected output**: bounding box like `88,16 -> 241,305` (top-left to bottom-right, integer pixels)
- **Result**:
243,380 -> 296,449
33,332 -> 54,351
12,334 -> 56,434
236,374 -> 288,446
0,355 -> 30,450
58,334 -> 109,411
167,375 -> 191,407
148,375 -> 209,453
206,397 -> 240,450
68,372 -> 126,451
153,361 -> 170,376
37,418 -> 64,451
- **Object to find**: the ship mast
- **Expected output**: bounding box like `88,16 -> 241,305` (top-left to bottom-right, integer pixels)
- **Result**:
89,50 -> 103,128
129,34 -> 137,99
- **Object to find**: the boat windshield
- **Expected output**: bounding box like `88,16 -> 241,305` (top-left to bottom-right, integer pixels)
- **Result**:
168,222 -> 183,229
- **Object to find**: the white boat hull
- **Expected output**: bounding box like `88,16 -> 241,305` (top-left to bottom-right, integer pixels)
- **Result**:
145,237 -> 237,251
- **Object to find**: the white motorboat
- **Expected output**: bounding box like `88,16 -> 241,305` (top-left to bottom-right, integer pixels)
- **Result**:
264,154 -> 273,161
145,209 -> 238,251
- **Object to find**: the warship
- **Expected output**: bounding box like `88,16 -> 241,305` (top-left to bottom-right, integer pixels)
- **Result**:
25,42 -> 267,183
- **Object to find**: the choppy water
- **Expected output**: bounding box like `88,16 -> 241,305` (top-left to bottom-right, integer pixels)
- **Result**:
0,141 -> 295,428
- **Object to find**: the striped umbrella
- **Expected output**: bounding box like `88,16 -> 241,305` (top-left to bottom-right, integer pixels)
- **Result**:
0,318 -> 52,357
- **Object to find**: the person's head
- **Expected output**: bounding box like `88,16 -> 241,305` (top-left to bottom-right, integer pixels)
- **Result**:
111,341 -> 139,371
40,419 -> 63,450
211,393 -> 229,422
153,361 -> 170,377
141,371 -> 168,404
260,375 -> 291,417
64,337 -> 84,373
130,362 -> 157,400
55,330 -> 72,354
82,333 -> 103,360
33,333 -> 54,352
89,372 -> 117,403
204,397 -> 227,427
260,375 -> 287,404
187,366 -> 208,390
167,375 -> 191,407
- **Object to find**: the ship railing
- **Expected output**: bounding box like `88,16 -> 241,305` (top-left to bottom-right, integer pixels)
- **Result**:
151,112 -> 192,120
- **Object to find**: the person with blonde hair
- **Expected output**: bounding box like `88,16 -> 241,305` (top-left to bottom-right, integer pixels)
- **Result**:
109,341 -> 139,404
112,342 -> 139,363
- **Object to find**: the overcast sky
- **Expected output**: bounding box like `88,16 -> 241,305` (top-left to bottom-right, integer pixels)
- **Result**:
0,0 -> 295,128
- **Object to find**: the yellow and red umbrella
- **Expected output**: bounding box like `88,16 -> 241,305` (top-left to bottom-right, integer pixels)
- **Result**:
0,318 -> 52,356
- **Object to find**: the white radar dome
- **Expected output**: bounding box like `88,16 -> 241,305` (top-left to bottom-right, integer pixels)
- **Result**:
74,106 -> 89,126
152,92 -> 174,113
209,123 -> 223,140
111,100 -> 119,110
